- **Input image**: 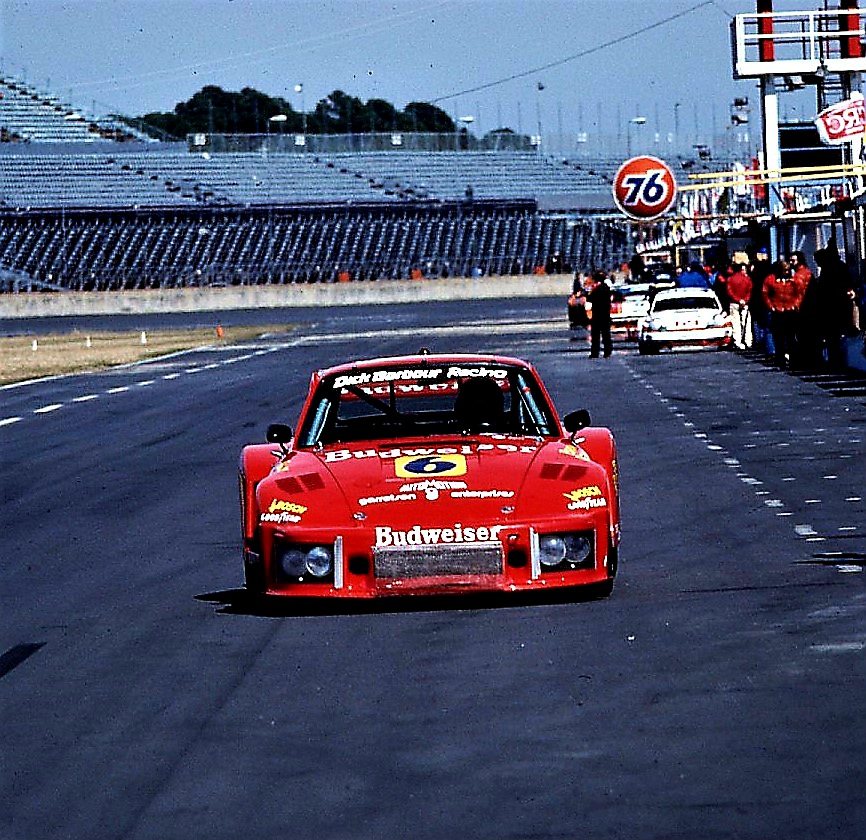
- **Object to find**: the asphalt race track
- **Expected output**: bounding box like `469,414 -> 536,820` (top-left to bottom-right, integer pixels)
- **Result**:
2,297 -> 865,840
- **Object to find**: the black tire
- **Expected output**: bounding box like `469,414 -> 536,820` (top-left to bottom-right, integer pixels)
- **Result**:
243,546 -> 265,593
591,546 -> 618,598
590,577 -> 615,599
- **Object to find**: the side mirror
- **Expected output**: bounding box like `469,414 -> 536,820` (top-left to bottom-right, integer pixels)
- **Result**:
563,409 -> 591,433
266,423 -> 293,444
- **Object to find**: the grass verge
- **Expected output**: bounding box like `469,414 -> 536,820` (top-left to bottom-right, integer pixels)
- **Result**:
0,324 -> 292,386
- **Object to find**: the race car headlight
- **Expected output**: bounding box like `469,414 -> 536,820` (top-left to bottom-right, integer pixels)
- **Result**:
278,548 -> 308,578
538,532 -> 594,569
539,536 -> 568,567
305,546 -> 333,578
275,542 -> 334,581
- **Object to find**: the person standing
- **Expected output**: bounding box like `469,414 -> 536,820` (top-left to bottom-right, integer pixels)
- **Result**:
748,246 -> 773,355
726,257 -> 753,350
813,245 -> 857,370
678,261 -> 711,289
788,250 -> 814,365
587,270 -> 613,358
763,258 -> 805,367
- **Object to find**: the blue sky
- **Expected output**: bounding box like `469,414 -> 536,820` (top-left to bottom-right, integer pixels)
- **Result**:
0,0 -> 823,140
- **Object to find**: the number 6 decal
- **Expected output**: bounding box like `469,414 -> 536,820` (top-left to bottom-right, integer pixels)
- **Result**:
613,156 -> 677,220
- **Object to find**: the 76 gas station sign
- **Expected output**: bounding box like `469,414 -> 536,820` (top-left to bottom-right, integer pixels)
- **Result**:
612,156 -> 678,220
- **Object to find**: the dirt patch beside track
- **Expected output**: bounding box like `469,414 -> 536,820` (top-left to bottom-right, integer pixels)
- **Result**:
0,324 -> 287,385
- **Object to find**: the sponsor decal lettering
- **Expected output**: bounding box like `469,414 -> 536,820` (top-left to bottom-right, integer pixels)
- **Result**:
358,492 -> 417,506
564,485 -> 607,511
324,442 -> 539,463
333,368 -> 445,390
370,367 -> 443,383
269,499 -> 308,515
559,443 -> 591,461
400,479 -> 467,500
395,454 -> 467,478
446,366 -> 508,380
333,367 -> 507,391
333,372 -> 371,389
450,489 -> 514,499
375,522 -> 504,547
566,497 -> 607,511
259,497 -> 308,524
260,511 -> 303,524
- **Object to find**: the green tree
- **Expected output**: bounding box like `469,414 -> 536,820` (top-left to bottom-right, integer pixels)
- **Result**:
138,86 -> 458,137
400,102 -> 455,133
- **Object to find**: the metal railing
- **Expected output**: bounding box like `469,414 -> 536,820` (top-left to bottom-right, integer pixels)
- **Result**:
732,10 -> 866,78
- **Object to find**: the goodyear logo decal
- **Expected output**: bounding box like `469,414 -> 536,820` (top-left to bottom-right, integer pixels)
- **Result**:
563,485 -> 607,511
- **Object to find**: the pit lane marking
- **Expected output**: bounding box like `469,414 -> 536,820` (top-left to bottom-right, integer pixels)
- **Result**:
628,366 -> 860,553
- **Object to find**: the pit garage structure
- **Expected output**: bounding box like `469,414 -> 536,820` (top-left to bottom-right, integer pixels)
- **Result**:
732,0 -> 866,267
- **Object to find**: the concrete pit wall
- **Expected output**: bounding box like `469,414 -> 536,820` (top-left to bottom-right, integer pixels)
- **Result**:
0,275 -> 570,318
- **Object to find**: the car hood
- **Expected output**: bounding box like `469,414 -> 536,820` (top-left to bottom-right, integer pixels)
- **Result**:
257,436 -> 611,528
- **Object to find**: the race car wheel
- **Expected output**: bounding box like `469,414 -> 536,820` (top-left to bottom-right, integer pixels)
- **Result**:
243,544 -> 265,593
589,547 -> 618,598
637,341 -> 652,355
592,577 -> 615,598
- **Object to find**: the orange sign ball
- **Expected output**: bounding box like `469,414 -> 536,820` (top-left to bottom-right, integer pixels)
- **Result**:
612,156 -> 678,220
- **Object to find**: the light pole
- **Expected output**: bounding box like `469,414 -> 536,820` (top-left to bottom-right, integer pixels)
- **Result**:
269,113 -> 287,151
674,101 -> 682,149
456,115 -> 474,150
626,116 -> 646,157
294,83 -> 306,137
535,80 -> 545,152
266,115 -> 286,281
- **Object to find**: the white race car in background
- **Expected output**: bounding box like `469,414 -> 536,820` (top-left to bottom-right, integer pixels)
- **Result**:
610,285 -> 651,339
637,287 -> 733,355
610,275 -> 677,340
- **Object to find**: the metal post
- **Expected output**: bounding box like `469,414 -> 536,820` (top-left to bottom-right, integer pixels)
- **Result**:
760,75 -> 783,260
841,0 -> 865,270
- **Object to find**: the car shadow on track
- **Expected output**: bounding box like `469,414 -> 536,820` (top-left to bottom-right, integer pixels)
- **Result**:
195,584 -> 614,617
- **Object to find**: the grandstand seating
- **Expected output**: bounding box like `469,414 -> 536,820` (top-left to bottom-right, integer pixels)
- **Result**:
0,77 -> 148,143
0,77 -> 629,290
0,145 -> 617,209
0,203 -> 626,291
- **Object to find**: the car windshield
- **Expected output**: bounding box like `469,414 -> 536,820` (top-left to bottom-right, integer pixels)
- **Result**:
297,362 -> 559,446
653,297 -> 718,313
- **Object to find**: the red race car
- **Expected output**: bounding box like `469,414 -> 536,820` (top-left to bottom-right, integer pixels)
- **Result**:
238,352 -> 620,599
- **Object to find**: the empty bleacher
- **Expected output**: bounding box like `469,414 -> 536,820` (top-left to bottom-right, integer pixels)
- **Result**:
0,145 -> 620,210
0,84 -> 630,290
0,76 -> 148,144
0,202 -> 627,291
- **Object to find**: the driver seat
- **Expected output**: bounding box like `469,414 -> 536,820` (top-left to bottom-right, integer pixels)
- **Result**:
453,377 -> 506,432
